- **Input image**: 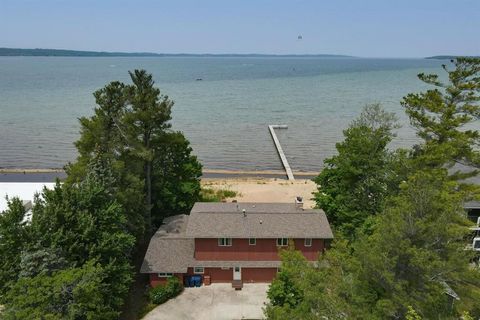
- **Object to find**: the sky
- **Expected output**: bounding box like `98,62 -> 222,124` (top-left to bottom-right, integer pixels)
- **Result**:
1,0 -> 479,57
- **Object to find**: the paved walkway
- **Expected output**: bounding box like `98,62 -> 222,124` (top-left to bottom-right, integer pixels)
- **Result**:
143,283 -> 269,320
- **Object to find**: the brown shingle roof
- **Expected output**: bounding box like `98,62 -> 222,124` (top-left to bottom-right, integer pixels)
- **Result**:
141,238 -> 194,273
140,202 -> 334,273
186,202 -> 333,239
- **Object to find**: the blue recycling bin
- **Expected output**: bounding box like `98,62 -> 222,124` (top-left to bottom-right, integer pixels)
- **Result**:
194,275 -> 202,287
188,276 -> 196,287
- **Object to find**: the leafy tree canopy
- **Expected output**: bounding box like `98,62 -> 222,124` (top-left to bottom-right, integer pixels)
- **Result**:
402,57 -> 480,172
314,103 -> 400,237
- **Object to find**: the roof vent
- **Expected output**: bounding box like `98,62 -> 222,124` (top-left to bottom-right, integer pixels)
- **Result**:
242,209 -> 247,217
295,196 -> 303,209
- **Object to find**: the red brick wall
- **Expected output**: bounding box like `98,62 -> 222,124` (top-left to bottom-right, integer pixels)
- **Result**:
204,267 -> 233,283
150,267 -> 279,285
185,267 -> 233,282
242,268 -> 277,283
149,273 -> 184,288
195,238 -> 323,261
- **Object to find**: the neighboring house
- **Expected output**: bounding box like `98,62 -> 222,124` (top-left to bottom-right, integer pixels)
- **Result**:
0,183 -> 55,221
141,201 -> 334,288
455,164 -> 480,251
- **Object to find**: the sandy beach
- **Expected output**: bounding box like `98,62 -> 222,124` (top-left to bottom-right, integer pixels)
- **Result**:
202,177 -> 317,209
0,169 -> 319,209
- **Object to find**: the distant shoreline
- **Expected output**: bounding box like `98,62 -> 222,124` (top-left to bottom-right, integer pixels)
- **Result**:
0,168 -> 319,182
0,48 -> 352,58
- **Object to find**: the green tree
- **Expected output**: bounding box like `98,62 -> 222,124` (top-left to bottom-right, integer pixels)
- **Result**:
2,261 -> 118,320
19,246 -> 67,278
314,104 -> 400,236
66,81 -> 145,241
402,57 -> 480,172
151,131 -> 202,225
272,170 -> 480,319
63,70 -> 202,317
351,169 -> 480,318
29,158 -> 136,314
265,247 -> 309,320
0,198 -> 30,299
67,70 -> 202,237
123,69 -> 175,234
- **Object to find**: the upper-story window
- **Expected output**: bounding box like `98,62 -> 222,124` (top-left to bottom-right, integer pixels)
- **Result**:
218,238 -> 232,246
304,238 -> 312,247
249,238 -> 256,245
158,273 -> 173,277
277,238 -> 288,246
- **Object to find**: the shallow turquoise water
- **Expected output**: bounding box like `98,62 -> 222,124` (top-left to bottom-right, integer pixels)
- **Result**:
0,57 -> 442,171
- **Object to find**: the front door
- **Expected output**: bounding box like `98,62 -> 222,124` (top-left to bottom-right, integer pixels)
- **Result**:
233,266 -> 241,280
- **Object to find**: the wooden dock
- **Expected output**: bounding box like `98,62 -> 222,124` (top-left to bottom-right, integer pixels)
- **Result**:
268,125 -> 295,180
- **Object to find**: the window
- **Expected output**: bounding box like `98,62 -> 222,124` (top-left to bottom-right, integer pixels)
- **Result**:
304,238 -> 312,247
474,238 -> 480,249
277,238 -> 288,246
218,238 -> 232,246
194,267 -> 204,274
249,238 -> 256,245
158,273 -> 173,277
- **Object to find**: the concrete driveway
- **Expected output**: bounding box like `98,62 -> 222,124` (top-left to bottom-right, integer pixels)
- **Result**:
143,283 -> 269,320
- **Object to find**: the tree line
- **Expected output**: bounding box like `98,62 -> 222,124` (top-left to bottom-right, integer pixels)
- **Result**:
266,58 -> 480,319
0,70 -> 202,319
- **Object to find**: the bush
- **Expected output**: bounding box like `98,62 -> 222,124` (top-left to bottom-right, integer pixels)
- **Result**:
149,277 -> 183,305
200,188 -> 238,202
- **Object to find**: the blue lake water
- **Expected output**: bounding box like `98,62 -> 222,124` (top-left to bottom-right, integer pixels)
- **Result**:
0,57 -> 442,171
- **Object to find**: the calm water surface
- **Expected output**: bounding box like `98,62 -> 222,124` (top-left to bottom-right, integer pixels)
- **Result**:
0,57 -> 442,171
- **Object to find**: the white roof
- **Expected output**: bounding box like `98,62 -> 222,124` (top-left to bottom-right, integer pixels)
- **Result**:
0,183 -> 55,212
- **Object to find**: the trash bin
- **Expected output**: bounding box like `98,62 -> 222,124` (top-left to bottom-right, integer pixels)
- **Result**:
184,276 -> 190,288
204,275 -> 211,286
188,276 -> 195,287
194,275 -> 202,287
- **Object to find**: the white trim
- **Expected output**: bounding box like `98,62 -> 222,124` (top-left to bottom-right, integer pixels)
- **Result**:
304,238 -> 312,247
218,238 -> 232,246
276,238 -> 288,246
193,267 -> 204,274
249,238 -> 256,245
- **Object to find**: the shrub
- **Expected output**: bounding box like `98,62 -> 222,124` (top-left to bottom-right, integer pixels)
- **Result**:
200,188 -> 238,202
149,277 -> 183,305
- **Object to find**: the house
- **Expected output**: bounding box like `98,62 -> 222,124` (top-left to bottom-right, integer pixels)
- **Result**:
0,183 -> 55,222
140,200 -> 334,288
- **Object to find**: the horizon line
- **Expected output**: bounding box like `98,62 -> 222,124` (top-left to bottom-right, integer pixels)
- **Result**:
0,47 -> 476,59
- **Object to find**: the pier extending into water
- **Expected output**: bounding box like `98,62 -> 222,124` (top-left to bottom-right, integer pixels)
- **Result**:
268,125 -> 295,180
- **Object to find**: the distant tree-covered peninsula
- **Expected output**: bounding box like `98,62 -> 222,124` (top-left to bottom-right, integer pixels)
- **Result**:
426,55 -> 479,59
0,47 -> 351,58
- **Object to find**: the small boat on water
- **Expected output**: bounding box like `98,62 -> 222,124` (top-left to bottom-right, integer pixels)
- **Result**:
196,78 -> 203,81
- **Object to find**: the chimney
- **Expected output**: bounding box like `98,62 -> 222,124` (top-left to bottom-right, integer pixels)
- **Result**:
295,196 -> 303,209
